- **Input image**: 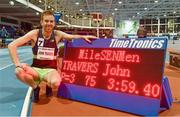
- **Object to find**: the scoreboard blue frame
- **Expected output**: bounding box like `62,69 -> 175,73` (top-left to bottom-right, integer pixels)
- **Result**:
58,37 -> 168,116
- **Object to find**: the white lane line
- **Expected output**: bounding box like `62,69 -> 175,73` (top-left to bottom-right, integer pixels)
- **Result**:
20,87 -> 33,117
0,55 -> 31,60
0,57 -> 32,70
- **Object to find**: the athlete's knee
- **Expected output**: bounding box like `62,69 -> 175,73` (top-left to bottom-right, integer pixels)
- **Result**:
15,70 -> 33,81
50,80 -> 59,88
50,77 -> 61,88
15,68 -> 22,74
15,73 -> 24,81
15,69 -> 25,79
15,72 -> 27,84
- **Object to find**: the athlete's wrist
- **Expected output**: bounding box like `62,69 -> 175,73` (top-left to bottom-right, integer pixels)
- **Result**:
15,62 -> 21,66
15,63 -> 22,69
15,65 -> 22,69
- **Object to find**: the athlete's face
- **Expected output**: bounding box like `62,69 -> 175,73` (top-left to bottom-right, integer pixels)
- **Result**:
41,15 -> 55,33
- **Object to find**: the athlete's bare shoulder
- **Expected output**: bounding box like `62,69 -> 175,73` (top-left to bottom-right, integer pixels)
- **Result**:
54,30 -> 64,43
9,29 -> 40,47
27,29 -> 39,39
55,30 -> 67,35
54,30 -> 63,36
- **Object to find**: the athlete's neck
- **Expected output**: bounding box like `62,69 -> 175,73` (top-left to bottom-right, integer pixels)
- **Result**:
42,29 -> 52,39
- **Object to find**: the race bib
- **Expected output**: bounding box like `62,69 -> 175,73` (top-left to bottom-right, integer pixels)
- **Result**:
37,47 -> 55,60
38,38 -> 44,47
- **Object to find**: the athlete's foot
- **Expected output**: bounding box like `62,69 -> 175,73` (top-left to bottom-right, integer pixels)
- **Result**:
33,86 -> 40,103
46,85 -> 53,97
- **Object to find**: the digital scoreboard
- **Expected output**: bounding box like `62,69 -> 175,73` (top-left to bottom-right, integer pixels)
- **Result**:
58,38 -> 168,116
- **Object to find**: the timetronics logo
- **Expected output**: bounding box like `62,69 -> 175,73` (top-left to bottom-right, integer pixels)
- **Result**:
109,38 -> 165,49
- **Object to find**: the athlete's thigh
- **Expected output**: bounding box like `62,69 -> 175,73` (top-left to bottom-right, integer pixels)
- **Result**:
44,69 -> 61,83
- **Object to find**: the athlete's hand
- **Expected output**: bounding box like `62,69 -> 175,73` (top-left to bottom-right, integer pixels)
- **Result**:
15,63 -> 29,72
82,35 -> 97,43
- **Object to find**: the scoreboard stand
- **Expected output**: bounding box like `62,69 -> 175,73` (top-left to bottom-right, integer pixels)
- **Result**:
160,76 -> 173,110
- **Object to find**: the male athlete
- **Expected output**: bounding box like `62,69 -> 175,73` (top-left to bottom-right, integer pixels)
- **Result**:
8,10 -> 96,102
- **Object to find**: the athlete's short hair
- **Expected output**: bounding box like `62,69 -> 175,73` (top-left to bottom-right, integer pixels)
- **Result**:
41,10 -> 54,21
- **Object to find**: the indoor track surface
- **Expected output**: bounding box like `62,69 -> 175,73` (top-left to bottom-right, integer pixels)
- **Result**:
0,40 -> 180,116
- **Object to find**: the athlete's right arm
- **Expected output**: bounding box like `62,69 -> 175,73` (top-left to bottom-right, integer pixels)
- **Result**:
8,29 -> 38,67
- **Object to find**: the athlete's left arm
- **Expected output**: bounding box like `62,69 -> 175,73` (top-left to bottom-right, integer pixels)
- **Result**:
56,30 -> 97,43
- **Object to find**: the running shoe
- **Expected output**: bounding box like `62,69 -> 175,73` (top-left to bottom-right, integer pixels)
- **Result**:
46,85 -> 53,97
33,86 -> 40,103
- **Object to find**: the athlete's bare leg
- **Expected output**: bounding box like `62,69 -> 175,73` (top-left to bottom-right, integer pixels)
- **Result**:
15,64 -> 39,89
44,69 -> 61,89
15,63 -> 41,102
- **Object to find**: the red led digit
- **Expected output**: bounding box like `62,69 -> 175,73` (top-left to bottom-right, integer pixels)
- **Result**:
144,84 -> 151,96
121,80 -> 128,92
107,78 -> 115,90
128,81 -> 136,93
85,75 -> 91,86
85,75 -> 96,87
152,84 -> 160,97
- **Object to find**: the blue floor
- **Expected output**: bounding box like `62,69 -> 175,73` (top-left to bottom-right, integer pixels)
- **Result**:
0,46 -> 32,116
0,66 -> 29,116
